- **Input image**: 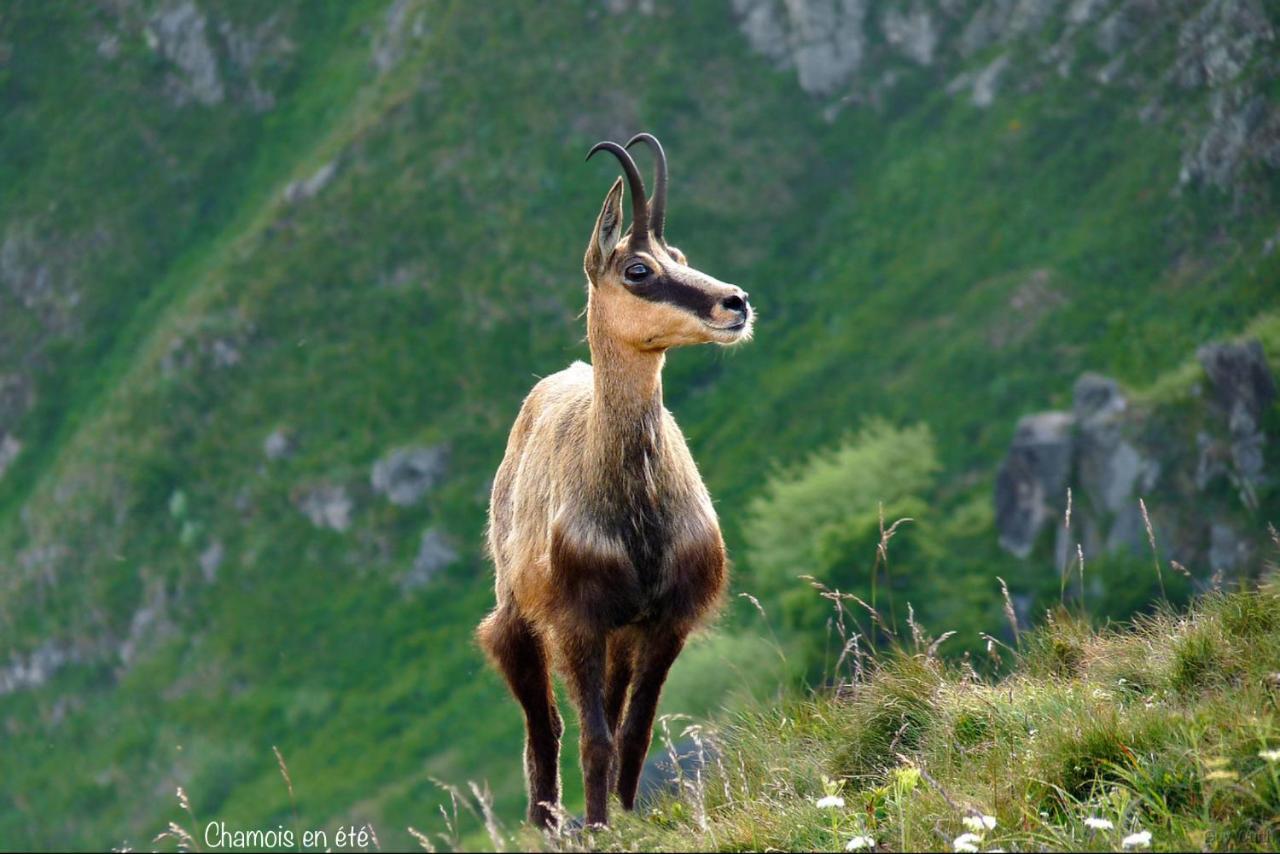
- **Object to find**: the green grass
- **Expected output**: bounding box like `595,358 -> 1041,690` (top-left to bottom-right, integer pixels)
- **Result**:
459,585 -> 1280,852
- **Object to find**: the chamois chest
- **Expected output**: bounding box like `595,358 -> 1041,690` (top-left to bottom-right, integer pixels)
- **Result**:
547,423 -> 725,632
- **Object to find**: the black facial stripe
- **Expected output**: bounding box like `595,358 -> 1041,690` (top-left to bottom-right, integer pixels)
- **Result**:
629,274 -> 719,318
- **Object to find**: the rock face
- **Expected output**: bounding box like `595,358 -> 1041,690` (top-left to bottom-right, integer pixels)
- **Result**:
371,445 -> 449,506
732,0 -> 871,96
728,0 -> 1279,193
995,412 -> 1074,558
1197,339 -> 1276,500
148,0 -> 225,106
995,337 -> 1276,576
139,0 -> 295,111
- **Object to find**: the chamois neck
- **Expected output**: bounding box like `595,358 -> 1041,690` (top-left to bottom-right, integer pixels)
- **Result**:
586,321 -> 665,436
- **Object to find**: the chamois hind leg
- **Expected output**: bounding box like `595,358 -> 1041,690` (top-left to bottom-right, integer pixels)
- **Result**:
477,607 -> 563,829
615,629 -> 685,811
560,631 -> 613,827
605,630 -> 636,738
604,630 -> 637,795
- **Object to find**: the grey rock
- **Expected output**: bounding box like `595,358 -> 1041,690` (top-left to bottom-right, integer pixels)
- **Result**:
295,484 -> 354,531
959,0 -> 1017,57
371,445 -> 449,506
199,539 -> 224,583
1066,0 -> 1112,26
995,411 -> 1075,558
1209,521 -> 1246,571
1095,0 -> 1150,57
402,528 -> 458,592
882,5 -> 939,66
147,0 -> 225,106
637,737 -> 720,805
0,433 -> 20,480
1197,339 -> 1275,488
971,53 -> 1011,107
732,0 -> 870,96
118,577 -> 171,667
1176,0 -> 1272,89
1073,374 -> 1160,519
372,0 -> 429,73
263,427 -> 294,461
0,642 -> 74,697
217,15 -> 295,112
282,160 -> 339,204
1180,87 -> 1272,189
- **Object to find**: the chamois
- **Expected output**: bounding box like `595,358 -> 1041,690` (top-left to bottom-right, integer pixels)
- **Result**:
476,133 -> 752,829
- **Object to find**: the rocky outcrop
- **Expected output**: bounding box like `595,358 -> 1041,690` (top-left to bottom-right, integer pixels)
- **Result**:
728,0 -> 1279,193
146,0 -> 225,106
0,642 -> 76,697
401,528 -> 458,592
262,427 -> 294,461
731,0 -> 871,96
370,445 -> 449,506
294,483 -> 354,531
1196,339 -> 1276,503
995,337 -> 1276,576
995,412 -> 1074,558
0,433 -> 20,481
139,0 -> 295,111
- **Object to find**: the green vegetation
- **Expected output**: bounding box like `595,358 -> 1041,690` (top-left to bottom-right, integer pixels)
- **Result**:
389,585 -> 1279,852
0,1 -> 1278,850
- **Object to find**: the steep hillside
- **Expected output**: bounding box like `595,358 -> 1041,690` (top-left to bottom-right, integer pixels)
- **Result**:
0,0 -> 1277,849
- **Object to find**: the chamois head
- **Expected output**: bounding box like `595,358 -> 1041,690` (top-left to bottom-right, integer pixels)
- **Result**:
584,134 -> 752,351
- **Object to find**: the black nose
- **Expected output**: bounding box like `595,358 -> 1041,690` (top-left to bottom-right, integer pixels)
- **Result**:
721,293 -> 748,314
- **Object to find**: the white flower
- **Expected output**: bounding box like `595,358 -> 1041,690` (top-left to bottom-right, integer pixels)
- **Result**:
845,835 -> 876,851
1084,817 -> 1114,831
1259,749 -> 1280,762
962,814 -> 997,833
815,795 -> 846,809
953,832 -> 982,852
1122,830 -> 1152,850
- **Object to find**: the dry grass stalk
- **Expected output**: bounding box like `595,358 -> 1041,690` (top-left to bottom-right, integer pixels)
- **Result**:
997,576 -> 1020,646
1139,497 -> 1167,599
407,826 -> 437,853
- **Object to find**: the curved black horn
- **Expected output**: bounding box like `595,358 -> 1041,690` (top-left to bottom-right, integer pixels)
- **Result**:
625,133 -> 667,242
586,141 -> 649,242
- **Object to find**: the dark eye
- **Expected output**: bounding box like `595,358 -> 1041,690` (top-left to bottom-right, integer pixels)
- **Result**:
625,263 -> 650,281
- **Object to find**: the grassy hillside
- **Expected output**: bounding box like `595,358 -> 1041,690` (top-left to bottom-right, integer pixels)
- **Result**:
579,584 -> 1280,852
0,0 -> 1278,849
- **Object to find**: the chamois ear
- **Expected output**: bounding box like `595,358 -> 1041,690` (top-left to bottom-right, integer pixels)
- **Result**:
585,177 -> 625,280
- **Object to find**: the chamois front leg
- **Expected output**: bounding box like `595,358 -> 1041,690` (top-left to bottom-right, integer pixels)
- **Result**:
615,630 -> 685,811
562,631 -> 614,828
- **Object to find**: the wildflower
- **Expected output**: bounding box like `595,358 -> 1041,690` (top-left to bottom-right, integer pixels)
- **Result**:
1259,749 -> 1280,762
953,832 -> 982,852
815,795 -> 846,809
846,835 -> 876,851
962,814 -> 997,833
1084,817 -> 1114,831
1122,829 -> 1152,850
